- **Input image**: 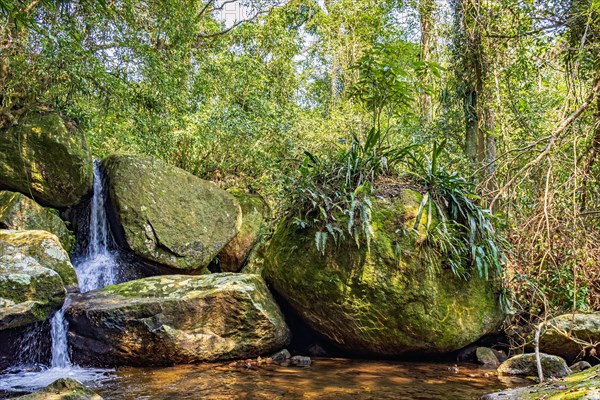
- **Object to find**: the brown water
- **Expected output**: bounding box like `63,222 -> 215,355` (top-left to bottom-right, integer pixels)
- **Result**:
92,358 -> 529,400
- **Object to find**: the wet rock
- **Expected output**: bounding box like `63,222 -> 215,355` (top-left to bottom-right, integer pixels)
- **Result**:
480,365 -> 600,399
13,378 -> 103,399
270,349 -> 291,363
264,189 -> 503,356
497,353 -> 571,379
290,355 -> 312,366
66,273 -> 290,366
0,191 -> 74,252
476,347 -> 500,366
0,231 -> 69,330
570,360 -> 592,372
102,155 -> 241,272
0,112 -> 93,208
538,313 -> 600,364
218,189 -> 269,273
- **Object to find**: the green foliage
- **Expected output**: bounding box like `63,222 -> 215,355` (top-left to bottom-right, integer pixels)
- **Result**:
402,140 -> 508,280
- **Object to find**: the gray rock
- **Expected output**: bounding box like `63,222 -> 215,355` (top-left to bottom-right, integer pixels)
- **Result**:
270,349 -> 291,363
476,347 -> 500,366
290,355 -> 312,366
539,313 -> 600,363
570,360 -> 592,372
497,353 -> 572,379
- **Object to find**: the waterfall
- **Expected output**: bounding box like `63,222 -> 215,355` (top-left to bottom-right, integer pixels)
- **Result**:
74,161 -> 120,292
0,161 -> 115,393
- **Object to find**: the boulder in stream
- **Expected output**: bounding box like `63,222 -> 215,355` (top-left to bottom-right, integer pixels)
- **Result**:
13,378 -> 103,400
0,112 -> 93,208
497,353 -> 572,379
263,189 -> 503,356
0,231 -> 69,330
102,155 -> 242,272
0,191 -> 74,252
66,273 -> 290,366
538,313 -> 600,364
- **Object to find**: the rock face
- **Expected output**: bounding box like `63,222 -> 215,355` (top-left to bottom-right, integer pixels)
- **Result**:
481,365 -> 600,400
13,378 -> 103,400
0,230 -> 78,291
66,273 -> 290,366
219,189 -> 269,272
263,189 -> 503,356
497,353 -> 572,378
0,112 -> 93,208
0,191 -> 73,252
0,231 -> 69,330
102,155 -> 242,272
539,313 -> 600,364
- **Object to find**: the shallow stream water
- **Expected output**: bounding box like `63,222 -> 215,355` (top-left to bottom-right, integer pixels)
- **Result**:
0,358 -> 528,400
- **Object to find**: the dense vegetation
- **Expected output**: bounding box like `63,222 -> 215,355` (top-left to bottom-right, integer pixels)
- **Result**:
1,0 -> 599,321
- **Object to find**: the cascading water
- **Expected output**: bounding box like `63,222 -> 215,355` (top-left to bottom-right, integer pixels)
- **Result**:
75,161 -> 120,292
0,161 -> 116,394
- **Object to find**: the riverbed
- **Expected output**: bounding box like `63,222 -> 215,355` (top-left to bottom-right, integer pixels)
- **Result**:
0,358 -> 530,399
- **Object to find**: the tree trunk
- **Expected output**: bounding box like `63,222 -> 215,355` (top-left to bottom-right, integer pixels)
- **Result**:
419,0 -> 435,121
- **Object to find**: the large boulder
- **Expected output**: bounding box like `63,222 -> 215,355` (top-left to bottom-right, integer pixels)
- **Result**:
13,378 -> 103,400
481,365 -> 600,400
0,112 -> 93,208
66,273 -> 290,366
0,230 -> 78,291
218,188 -> 269,272
0,191 -> 73,252
0,233 -> 68,330
102,155 -> 242,272
497,353 -> 572,378
538,313 -> 600,364
263,189 -> 503,356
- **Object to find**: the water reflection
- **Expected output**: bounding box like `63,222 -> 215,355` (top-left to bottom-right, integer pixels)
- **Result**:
96,359 -> 529,400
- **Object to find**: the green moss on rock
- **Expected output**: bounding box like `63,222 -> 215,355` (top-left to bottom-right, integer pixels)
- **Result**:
481,365 -> 600,399
101,155 -> 242,271
66,273 -> 290,366
263,189 -> 503,356
0,191 -> 74,252
219,188 -> 269,272
0,233 -> 67,330
0,230 -> 78,291
13,378 -> 103,400
0,112 -> 93,208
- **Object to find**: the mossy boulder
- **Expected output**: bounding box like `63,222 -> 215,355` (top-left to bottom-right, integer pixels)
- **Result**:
0,191 -> 74,252
481,365 -> 600,399
102,155 -> 242,272
0,230 -> 77,291
0,112 -> 93,208
263,189 -> 503,356
497,353 -> 572,379
538,313 -> 600,364
13,378 -> 103,400
218,188 -> 269,272
65,273 -> 290,366
0,233 -> 67,330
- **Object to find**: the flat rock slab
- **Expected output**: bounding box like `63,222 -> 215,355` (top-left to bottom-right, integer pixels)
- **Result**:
66,273 -> 290,366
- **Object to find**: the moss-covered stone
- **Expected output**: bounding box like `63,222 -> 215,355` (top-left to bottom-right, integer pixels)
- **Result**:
497,353 -> 572,378
538,313 -> 600,364
218,188 -> 269,272
13,378 -> 103,400
0,234 -> 67,330
65,273 -> 290,366
0,230 -> 77,291
263,189 -> 503,356
481,365 -> 600,399
0,191 -> 74,252
101,155 -> 242,271
0,112 -> 93,208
